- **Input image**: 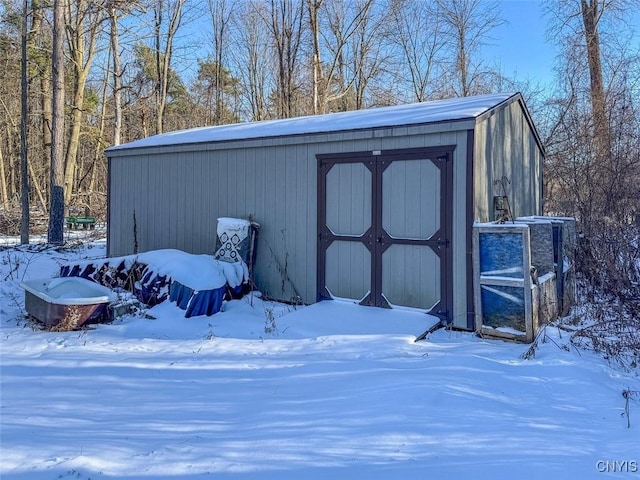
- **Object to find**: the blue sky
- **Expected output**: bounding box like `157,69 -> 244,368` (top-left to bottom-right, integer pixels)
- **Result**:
488,1 -> 555,85
179,0 -> 639,92
487,0 -> 640,87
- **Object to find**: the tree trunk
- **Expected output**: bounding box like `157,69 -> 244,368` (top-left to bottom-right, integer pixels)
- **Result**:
49,0 -> 65,245
64,84 -> 84,206
208,0 -> 231,124
28,154 -> 47,213
110,5 -> 122,146
307,0 -> 324,114
154,0 -> 164,134
0,141 -> 9,210
31,0 -> 52,206
89,53 -> 112,212
154,0 -> 185,134
269,0 -> 304,118
63,0 -> 104,206
20,0 -> 29,243
235,1 -> 270,121
580,0 -> 608,151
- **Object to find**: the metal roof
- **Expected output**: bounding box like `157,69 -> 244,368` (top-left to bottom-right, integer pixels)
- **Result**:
107,93 -> 522,152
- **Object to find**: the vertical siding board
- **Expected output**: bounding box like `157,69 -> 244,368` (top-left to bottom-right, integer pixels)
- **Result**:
175,153 -> 184,250
226,148 -> 237,217
284,146 -> 297,300
236,148 -> 247,218
199,151 -> 211,252
187,152 -> 198,252
139,155 -> 150,251
129,155 -> 142,251
295,143 -> 312,301
243,146 -> 256,221
274,146 -> 290,299
117,156 -> 129,253
254,147 -> 268,297
165,156 -> 175,249
452,130 -> 469,328
261,146 -> 279,298
151,155 -> 162,250
308,143 -> 319,300
145,155 -> 155,252
181,153 -> 190,251
185,151 -> 196,252
109,158 -> 119,254
108,158 -> 119,254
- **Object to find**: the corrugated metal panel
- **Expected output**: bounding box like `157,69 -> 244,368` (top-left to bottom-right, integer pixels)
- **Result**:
108,120 -> 481,326
109,128 -> 471,322
473,100 -> 542,223
450,130 -> 470,329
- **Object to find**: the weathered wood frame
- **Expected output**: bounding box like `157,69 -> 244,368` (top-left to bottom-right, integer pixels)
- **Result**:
472,224 -> 534,342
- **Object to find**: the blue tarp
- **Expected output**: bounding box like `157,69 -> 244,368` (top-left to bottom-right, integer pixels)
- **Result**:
60,251 -> 252,318
169,280 -> 226,318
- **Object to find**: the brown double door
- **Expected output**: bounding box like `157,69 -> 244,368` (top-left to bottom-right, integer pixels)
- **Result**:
317,147 -> 454,321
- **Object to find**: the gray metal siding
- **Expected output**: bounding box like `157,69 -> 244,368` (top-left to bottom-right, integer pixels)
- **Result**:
109,121 -> 480,328
473,101 -> 543,223
450,131 -> 470,328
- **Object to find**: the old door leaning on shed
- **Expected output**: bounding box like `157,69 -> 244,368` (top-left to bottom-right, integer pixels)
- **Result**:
317,147 -> 453,321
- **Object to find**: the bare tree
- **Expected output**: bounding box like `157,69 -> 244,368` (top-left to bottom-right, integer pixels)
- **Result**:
436,0 -> 504,97
63,0 -> 107,207
207,0 -> 234,124
20,0 -> 29,243
232,0 -> 271,120
543,0 -> 640,230
48,0 -> 65,245
542,0 -> 640,300
309,0 -> 377,113
29,0 -> 51,214
307,0 -> 323,113
108,0 -> 123,146
267,0 -> 305,118
580,0 -> 607,149
388,0 -> 446,102
153,0 -> 186,134
107,0 -> 145,146
348,0 -> 387,109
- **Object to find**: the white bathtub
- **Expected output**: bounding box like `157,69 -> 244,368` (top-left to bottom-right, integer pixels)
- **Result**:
21,277 -> 116,330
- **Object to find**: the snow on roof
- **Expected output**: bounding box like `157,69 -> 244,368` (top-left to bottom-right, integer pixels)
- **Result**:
107,92 -> 518,152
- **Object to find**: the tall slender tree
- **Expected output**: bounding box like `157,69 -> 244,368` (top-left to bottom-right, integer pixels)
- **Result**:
153,0 -> 186,134
436,0 -> 503,97
31,0 -> 52,212
267,0 -> 305,118
108,0 -> 123,146
20,0 -> 29,243
48,0 -> 65,245
207,0 -> 234,125
63,0 -> 107,206
232,0 -> 271,120
388,0 -> 446,102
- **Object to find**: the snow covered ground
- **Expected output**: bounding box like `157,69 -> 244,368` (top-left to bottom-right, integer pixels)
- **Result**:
1,236 -> 638,479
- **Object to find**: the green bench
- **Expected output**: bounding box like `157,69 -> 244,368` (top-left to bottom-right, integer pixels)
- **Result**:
66,216 -> 97,230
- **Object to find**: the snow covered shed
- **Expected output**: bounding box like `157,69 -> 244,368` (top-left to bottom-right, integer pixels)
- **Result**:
106,92 -> 544,330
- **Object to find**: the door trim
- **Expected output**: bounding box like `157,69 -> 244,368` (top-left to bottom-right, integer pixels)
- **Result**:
317,146 -> 455,322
